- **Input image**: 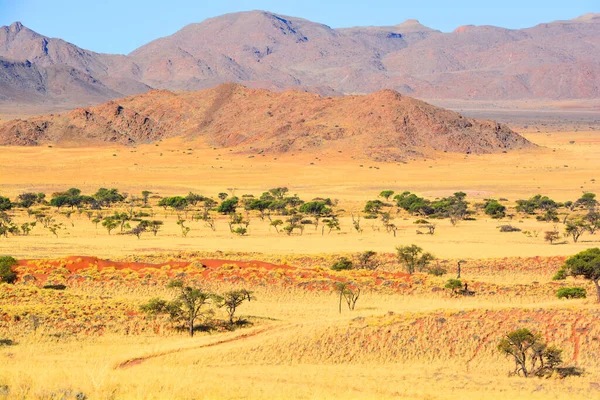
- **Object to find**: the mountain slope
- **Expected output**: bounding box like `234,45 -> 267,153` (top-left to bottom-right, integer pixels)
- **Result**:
0,21 -> 149,107
1,11 -> 599,113
128,10 -> 600,99
0,84 -> 533,160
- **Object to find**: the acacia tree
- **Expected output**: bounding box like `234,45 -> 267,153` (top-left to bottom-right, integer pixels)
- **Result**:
554,248 -> 600,303
564,216 -> 588,243
544,230 -> 560,244
102,217 -> 119,235
355,251 -> 379,270
498,328 -> 563,377
141,190 -> 152,207
141,279 -> 213,337
396,245 -> 435,274
214,289 -> 254,325
333,282 -> 360,313
379,190 -> 395,200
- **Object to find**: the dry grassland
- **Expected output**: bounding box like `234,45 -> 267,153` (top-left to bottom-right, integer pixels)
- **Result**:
0,130 -> 599,399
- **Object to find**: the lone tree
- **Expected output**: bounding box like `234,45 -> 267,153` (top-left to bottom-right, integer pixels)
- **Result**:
0,256 -> 18,284
102,217 -> 119,235
554,248 -> 600,303
497,328 -> 563,378
564,216 -> 588,243
333,282 -> 361,313
544,230 -> 560,244
141,279 -> 213,337
214,289 -> 254,325
396,244 -> 435,274
379,190 -> 395,200
355,250 -> 379,270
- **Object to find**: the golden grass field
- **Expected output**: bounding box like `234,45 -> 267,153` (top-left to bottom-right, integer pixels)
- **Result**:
1,130 -> 600,399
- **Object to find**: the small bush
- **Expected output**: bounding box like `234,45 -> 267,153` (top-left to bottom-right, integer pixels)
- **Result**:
498,224 -> 521,232
556,287 -> 586,299
445,279 -> 463,291
363,214 -> 378,220
42,284 -> 67,290
232,227 -> 247,236
427,266 -> 447,276
0,256 -> 18,284
331,257 -> 353,271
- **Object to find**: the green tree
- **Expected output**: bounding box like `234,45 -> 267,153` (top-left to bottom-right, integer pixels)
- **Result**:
270,219 -> 283,233
379,190 -> 395,200
498,328 -> 563,377
177,219 -> 191,237
218,197 -> 239,214
333,282 -> 360,313
130,221 -> 149,239
331,257 -> 353,271
299,201 -> 331,230
396,245 -> 434,274
554,248 -> 600,302
556,287 -> 586,299
214,289 -> 254,325
141,190 -> 152,206
17,192 -> 40,208
185,192 -> 205,206
363,199 -> 385,214
575,192 -> 597,209
544,230 -> 560,244
0,256 -> 18,284
564,216 -> 588,243
268,187 -> 288,200
102,217 -> 119,235
484,199 -> 506,219
355,251 -> 379,270
141,279 -> 213,337
218,192 -> 228,201
94,188 -> 124,206
585,210 -> 600,234
147,220 -> 163,236
324,216 -> 341,234
445,279 -> 463,295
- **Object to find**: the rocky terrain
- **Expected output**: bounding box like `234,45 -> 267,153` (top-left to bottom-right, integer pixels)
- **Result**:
0,11 -> 599,114
0,83 -> 532,159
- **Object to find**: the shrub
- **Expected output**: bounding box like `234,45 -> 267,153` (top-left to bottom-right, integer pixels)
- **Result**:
556,287 -> 586,299
427,265 -> 447,276
445,279 -> 463,293
484,199 -> 506,218
42,284 -> 67,290
0,256 -> 17,284
498,224 -> 521,232
330,257 -> 353,271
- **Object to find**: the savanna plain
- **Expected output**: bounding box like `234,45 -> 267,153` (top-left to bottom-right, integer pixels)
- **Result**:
1,128 -> 600,399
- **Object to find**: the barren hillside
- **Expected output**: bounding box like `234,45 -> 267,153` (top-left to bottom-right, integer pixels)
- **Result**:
0,11 -> 599,114
0,83 -> 532,160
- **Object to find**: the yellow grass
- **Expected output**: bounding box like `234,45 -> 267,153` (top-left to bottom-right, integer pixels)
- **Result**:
1,130 -> 600,399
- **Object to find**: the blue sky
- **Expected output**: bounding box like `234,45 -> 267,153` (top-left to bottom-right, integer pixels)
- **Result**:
0,0 -> 597,55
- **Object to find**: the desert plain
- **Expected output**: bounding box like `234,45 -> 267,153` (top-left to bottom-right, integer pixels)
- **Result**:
0,122 -> 599,399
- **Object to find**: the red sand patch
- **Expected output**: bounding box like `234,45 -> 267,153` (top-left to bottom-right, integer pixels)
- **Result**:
19,256 -> 290,273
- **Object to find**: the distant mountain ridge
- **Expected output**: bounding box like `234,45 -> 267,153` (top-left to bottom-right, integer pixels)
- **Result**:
0,83 -> 533,160
1,11 -> 599,112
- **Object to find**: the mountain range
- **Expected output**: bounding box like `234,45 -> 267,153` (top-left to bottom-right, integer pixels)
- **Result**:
1,11 -> 599,114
